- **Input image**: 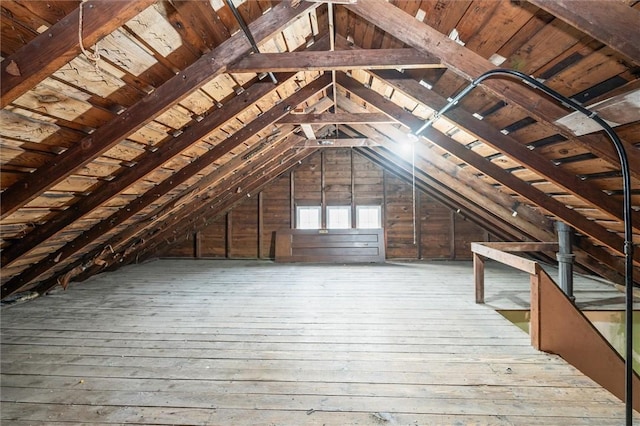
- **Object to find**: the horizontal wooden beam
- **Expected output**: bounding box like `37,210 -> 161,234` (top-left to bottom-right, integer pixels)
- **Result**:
277,112 -> 396,125
228,49 -> 443,73
370,69 -> 640,233
471,243 -> 539,275
0,73 -> 300,268
483,242 -> 560,252
0,0 -> 156,108
555,88 -> 640,136
296,138 -> 375,147
345,0 -> 640,180
112,148 -> 316,270
1,75 -> 331,299
35,135 -> 310,295
0,0 -> 318,219
529,0 -> 640,65
37,96 -> 336,291
339,75 -> 640,269
358,148 -> 528,244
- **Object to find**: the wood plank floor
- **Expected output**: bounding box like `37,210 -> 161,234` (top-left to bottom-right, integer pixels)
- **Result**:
1,259 -> 637,425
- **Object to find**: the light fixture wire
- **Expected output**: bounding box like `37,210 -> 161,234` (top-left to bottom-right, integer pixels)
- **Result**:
413,68 -> 634,425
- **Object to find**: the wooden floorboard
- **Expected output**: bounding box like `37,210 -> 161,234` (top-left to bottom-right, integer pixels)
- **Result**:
1,259 -> 636,425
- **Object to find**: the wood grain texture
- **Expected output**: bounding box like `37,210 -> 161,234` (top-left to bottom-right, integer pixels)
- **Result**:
1,259 -> 635,424
344,0 -> 640,179
227,48 -> 443,72
0,76 -> 331,298
0,0 -> 157,108
0,0 -> 319,219
529,0 -> 640,65
0,74 -> 301,268
275,228 -> 385,263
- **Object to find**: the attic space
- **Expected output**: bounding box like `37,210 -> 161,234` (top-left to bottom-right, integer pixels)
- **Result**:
1,0 -> 640,423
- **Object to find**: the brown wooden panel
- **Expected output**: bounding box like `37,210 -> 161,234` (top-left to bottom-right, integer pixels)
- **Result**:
229,198 -> 259,258
163,235 -> 195,258
454,215 -> 485,260
201,216 -> 227,258
261,174 -> 292,258
384,175 -> 417,259
293,151 -> 322,205
420,193 -> 452,259
275,229 -> 385,263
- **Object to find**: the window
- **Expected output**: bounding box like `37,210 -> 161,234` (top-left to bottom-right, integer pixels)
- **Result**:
296,206 -> 321,229
327,206 -> 351,229
356,205 -> 382,229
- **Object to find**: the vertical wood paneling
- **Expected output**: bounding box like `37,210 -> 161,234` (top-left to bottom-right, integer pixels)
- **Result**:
164,234 -> 196,257
201,216 -> 227,258
384,174 -> 418,259
420,193 -> 452,259
454,214 -> 485,259
262,174 -> 292,258
293,151 -> 322,206
162,149 -> 487,260
324,148 -> 352,205
229,198 -> 259,258
353,151 -> 384,205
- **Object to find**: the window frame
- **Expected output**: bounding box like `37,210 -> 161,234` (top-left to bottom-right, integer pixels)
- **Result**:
356,205 -> 382,229
296,205 -> 322,229
326,205 -> 352,229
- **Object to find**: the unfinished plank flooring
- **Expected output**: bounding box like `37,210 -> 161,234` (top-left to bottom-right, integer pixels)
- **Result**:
1,259 -> 636,425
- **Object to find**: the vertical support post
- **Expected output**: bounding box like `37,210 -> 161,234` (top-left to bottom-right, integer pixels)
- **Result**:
556,221 -> 575,302
225,211 -> 232,259
290,172 -> 295,229
473,253 -> 485,304
450,209 -> 456,260
351,150 -> 356,229
530,269 -> 542,350
321,150 -> 326,229
258,191 -> 264,259
415,190 -> 422,259
194,231 -> 202,259
382,168 -> 387,226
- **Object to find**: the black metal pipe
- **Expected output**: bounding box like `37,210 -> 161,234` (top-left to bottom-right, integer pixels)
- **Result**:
414,68 -> 634,424
225,0 -> 278,84
556,221 -> 575,302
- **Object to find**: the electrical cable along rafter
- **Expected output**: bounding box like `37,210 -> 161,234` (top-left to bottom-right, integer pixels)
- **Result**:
411,68 -> 635,426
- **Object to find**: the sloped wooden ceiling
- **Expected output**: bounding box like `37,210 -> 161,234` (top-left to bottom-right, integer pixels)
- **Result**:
1,0 -> 639,300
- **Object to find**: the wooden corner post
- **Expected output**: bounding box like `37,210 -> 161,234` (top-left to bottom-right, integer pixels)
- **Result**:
473,251 -> 485,304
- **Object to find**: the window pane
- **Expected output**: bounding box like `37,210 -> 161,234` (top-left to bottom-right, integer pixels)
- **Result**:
356,206 -> 381,228
327,206 -> 351,229
297,206 -> 321,229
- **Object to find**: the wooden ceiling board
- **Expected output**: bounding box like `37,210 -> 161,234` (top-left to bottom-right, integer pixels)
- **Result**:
417,0 -> 472,35
2,0 -> 639,298
464,1 -> 539,60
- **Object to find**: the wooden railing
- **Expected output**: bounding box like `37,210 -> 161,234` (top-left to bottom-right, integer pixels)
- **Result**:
472,242 -> 639,410
472,242 -> 558,304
